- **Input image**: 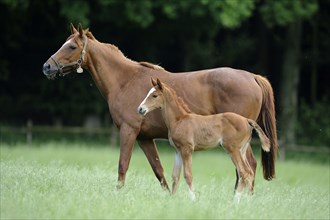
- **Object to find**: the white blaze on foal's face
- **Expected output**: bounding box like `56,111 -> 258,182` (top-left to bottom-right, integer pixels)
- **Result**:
138,87 -> 163,116
140,87 -> 156,107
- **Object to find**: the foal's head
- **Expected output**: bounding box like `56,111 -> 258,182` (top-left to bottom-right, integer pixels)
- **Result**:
42,23 -> 92,80
137,78 -> 165,116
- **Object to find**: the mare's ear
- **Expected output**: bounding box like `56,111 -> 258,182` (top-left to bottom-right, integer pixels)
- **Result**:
156,78 -> 163,91
78,23 -> 84,37
70,23 -> 78,34
151,77 -> 157,87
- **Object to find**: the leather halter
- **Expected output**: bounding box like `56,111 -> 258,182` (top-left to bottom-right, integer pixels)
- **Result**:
50,35 -> 88,77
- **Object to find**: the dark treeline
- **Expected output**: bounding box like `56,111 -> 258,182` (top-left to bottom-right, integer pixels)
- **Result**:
0,0 -> 329,146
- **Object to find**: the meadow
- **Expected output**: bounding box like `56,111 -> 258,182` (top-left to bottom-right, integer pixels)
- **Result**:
1,141 -> 329,219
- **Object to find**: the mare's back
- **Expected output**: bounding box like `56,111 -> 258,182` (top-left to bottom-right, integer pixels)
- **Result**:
168,67 -> 262,119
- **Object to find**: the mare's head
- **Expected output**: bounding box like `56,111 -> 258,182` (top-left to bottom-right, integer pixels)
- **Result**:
137,78 -> 165,116
42,23 -> 90,80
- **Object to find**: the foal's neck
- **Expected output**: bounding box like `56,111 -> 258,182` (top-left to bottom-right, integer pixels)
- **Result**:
162,90 -> 189,129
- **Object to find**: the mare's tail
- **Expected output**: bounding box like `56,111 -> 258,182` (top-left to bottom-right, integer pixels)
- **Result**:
248,119 -> 270,152
253,74 -> 277,180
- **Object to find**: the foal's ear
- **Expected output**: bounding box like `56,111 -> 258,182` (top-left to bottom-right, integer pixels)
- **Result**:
70,23 -> 78,34
151,77 -> 157,87
78,23 -> 84,37
156,78 -> 163,91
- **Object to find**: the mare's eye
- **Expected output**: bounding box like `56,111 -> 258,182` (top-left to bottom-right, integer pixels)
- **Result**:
69,45 -> 77,50
153,94 -> 158,98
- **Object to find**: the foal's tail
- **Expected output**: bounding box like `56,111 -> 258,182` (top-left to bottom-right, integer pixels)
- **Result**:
248,119 -> 270,152
254,74 -> 277,181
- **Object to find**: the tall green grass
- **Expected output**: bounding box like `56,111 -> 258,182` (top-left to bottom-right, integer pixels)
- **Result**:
1,142 -> 329,219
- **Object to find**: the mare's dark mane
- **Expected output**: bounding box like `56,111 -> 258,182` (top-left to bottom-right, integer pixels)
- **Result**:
69,31 -> 164,71
139,62 -> 164,70
105,44 -> 125,56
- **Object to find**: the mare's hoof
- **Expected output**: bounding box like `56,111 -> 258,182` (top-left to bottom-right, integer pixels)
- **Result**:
116,181 -> 124,190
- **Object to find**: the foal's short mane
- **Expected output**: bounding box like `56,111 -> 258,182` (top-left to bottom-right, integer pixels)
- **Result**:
165,85 -> 192,113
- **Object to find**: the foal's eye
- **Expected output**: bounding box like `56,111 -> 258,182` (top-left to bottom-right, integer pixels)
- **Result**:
69,45 -> 77,50
152,94 -> 158,98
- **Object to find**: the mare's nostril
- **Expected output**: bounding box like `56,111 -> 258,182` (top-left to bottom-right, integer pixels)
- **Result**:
43,63 -> 50,71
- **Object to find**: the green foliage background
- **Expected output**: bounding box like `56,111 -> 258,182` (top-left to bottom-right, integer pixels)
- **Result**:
0,0 -> 329,146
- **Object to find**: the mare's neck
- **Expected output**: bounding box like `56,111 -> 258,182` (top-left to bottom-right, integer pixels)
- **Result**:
162,91 -> 189,130
85,40 -> 138,99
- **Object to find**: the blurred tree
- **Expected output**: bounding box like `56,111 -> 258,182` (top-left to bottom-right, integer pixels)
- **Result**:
59,0 -> 90,26
1,0 -> 329,149
259,0 -> 318,156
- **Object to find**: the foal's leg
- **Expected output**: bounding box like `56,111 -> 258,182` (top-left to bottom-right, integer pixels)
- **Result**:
232,149 -> 255,202
230,151 -> 249,202
239,143 -> 256,195
234,144 -> 256,191
171,150 -> 182,195
181,149 -> 195,200
242,146 -> 255,195
245,144 -> 257,189
138,140 -> 170,192
232,161 -> 245,192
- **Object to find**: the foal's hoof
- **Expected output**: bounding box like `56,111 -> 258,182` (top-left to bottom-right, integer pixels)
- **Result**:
234,192 -> 242,204
189,190 -> 197,201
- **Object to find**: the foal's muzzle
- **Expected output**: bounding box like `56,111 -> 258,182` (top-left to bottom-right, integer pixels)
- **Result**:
137,106 -> 147,116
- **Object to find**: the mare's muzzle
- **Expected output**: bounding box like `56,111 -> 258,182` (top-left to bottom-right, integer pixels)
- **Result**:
43,61 -> 59,80
42,35 -> 88,80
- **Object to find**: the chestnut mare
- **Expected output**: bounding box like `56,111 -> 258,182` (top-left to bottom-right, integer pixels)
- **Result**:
42,24 -> 277,192
138,78 -> 270,201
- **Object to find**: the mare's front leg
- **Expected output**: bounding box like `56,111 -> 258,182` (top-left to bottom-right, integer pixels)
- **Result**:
138,139 -> 170,191
171,150 -> 182,195
117,123 -> 139,189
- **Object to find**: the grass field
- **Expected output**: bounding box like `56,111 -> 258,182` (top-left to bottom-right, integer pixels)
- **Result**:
1,141 -> 329,219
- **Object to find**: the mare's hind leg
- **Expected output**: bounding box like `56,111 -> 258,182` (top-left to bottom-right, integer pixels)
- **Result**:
171,150 -> 182,195
138,140 -> 170,191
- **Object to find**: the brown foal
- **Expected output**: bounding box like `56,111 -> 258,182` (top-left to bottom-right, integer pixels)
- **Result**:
138,78 -> 270,201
